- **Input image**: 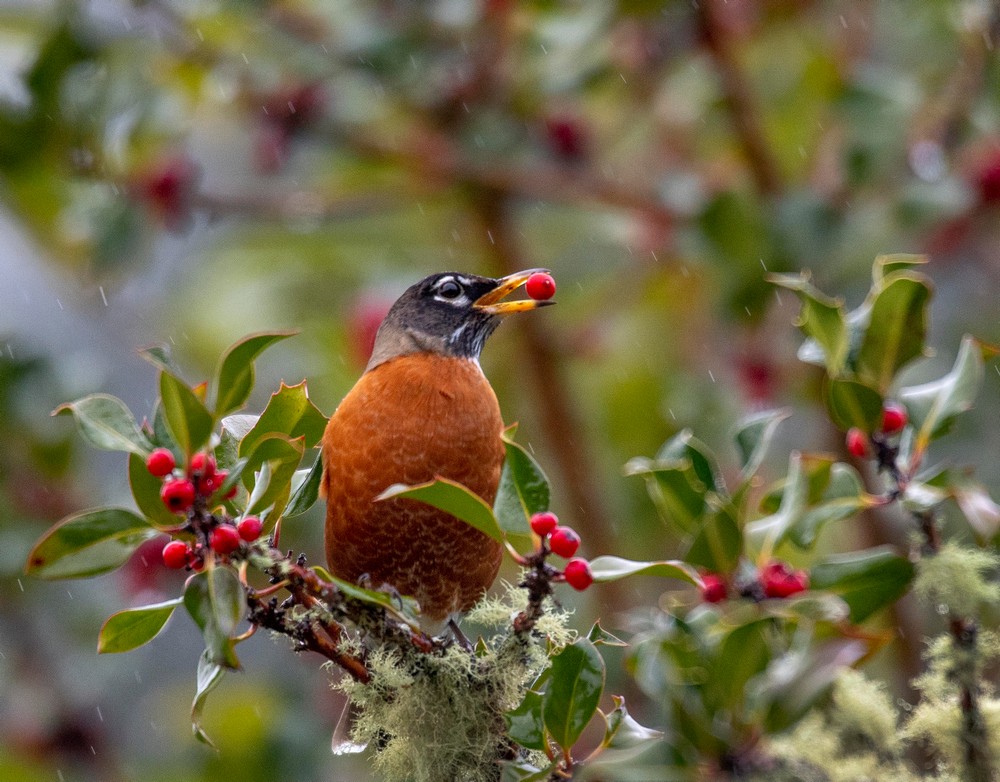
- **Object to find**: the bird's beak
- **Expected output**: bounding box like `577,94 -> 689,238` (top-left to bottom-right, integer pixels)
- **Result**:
473,269 -> 555,315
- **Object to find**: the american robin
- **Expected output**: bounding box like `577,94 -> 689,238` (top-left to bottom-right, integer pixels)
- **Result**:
323,269 -> 552,629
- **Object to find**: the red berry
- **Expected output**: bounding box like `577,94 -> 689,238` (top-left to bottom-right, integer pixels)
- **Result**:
160,478 -> 196,513
761,561 -> 809,599
146,448 -> 176,477
209,525 -> 241,555
881,402 -> 908,434
545,116 -> 587,161
237,516 -> 263,542
549,526 -> 581,558
563,558 -> 593,591
213,470 -> 237,500
700,573 -> 728,603
525,272 -> 556,301
530,511 -> 559,537
845,428 -> 869,458
162,540 -> 189,569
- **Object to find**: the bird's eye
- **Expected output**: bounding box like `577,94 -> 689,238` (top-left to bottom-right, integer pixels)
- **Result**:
437,280 -> 463,299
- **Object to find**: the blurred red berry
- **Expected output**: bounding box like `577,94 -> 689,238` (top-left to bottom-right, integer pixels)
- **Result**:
549,526 -> 581,558
530,511 -> 559,537
846,428 -> 869,458
563,557 -> 594,590
545,115 -> 587,161
525,272 -> 556,301
213,470 -> 237,499
162,540 -> 189,569
160,478 -> 196,513
237,516 -> 263,542
975,155 -> 1000,203
146,448 -> 176,477
700,572 -> 728,603
881,402 -> 908,434
761,561 -> 809,598
210,525 -> 241,555
348,295 -> 393,367
190,451 -> 216,478
136,154 -> 199,229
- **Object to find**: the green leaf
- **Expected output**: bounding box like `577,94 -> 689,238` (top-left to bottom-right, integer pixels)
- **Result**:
309,565 -> 422,626
655,429 -> 725,495
856,272 -> 931,392
377,478 -> 504,543
900,335 -> 984,455
191,650 -> 225,748
184,570 -> 241,669
809,546 -> 915,622
242,434 -> 305,521
768,272 -> 848,375
500,760 -> 558,782
214,331 -> 297,417
826,378 -> 883,433
138,344 -> 184,378
160,372 -> 214,456
505,690 -> 547,751
207,565 -> 245,639
543,638 -> 605,751
624,457 -> 707,534
684,506 -> 743,574
25,508 -> 156,579
240,381 -> 327,453
494,431 -> 551,539
601,696 -> 664,750
733,408 -> 792,480
872,253 -> 928,285
706,619 -> 771,712
588,555 -> 700,586
53,393 -> 152,455
748,456 -> 870,554
587,621 -> 628,647
98,598 -> 182,654
128,452 -> 182,528
755,639 -> 869,732
285,456 -> 324,518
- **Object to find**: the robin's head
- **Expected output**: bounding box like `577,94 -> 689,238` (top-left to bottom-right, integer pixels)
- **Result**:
366,269 -> 554,370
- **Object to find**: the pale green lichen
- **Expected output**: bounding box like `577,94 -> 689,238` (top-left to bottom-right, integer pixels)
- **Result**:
335,586 -> 571,782
912,542 -> 1000,617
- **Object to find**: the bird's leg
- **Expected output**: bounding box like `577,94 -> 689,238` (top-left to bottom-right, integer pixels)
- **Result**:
447,617 -> 474,651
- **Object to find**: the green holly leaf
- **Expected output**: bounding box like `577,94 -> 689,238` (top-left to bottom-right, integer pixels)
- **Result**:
809,546 -> 915,622
624,457 -> 707,534
285,456 -> 324,518
378,477 -> 505,543
240,381 -> 327,453
128,452 -> 182,528
241,433 -> 305,521
900,335 -> 983,456
53,393 -> 152,455
684,506 -> 742,574
191,650 -> 225,748
733,408 -> 792,480
214,331 -> 297,417
184,569 -> 242,669
543,638 -> 605,751
601,696 -> 663,750
588,555 -> 700,586
138,343 -> 184,378
494,430 -> 551,540
98,598 -> 182,654
505,689 -> 547,751
768,272 -> 848,375
826,378 -> 883,433
706,619 -> 771,713
160,371 -> 214,456
856,272 -> 931,392
25,508 -> 157,579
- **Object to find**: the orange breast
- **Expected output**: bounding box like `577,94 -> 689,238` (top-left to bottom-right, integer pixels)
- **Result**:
322,354 -> 505,623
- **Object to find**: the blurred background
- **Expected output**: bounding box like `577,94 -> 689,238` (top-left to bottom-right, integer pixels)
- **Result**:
3,1 -> 1000,780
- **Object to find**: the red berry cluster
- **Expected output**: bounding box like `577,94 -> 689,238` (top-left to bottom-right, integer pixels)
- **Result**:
845,401 -> 908,459
144,449 -> 259,570
699,559 -> 809,604
530,511 -> 593,590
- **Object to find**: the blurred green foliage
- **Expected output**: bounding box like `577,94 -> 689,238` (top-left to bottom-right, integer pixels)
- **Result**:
4,0 -> 1000,780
